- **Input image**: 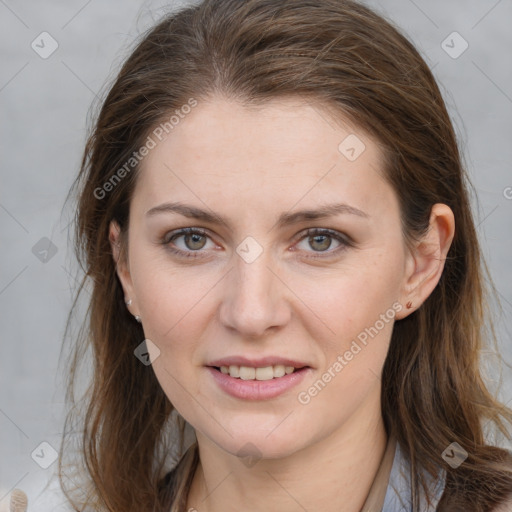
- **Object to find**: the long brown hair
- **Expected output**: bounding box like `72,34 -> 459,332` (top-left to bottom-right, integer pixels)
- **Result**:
59,0 -> 512,510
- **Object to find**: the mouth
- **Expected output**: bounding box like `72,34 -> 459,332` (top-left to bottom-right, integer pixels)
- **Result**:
206,356 -> 312,399
207,364 -> 311,400
211,364 -> 308,381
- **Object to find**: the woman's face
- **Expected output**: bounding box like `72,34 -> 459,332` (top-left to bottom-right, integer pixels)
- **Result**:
111,95 -> 414,459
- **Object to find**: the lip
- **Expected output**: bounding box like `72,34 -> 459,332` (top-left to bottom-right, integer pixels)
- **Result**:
207,356 -> 310,368
206,366 -> 312,400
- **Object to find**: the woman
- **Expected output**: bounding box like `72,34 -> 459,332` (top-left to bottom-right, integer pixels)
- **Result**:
54,0 -> 512,510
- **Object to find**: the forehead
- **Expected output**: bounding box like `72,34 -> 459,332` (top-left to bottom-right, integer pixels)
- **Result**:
132,96 -> 395,219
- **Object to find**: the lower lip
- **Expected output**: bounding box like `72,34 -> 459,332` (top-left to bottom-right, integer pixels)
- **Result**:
207,366 -> 311,400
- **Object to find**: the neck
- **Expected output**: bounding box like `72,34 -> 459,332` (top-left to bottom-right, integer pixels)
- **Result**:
186,387 -> 388,512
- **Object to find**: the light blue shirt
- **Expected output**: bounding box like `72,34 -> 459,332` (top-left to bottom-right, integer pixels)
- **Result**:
382,441 -> 445,511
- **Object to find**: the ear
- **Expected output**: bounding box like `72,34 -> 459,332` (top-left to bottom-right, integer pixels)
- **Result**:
109,220 -> 137,310
395,203 -> 455,320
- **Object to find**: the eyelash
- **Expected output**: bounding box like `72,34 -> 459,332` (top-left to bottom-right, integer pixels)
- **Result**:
161,227 -> 354,260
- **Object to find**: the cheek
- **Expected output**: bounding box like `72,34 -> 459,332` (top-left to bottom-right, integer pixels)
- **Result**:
130,245 -> 211,335
294,273 -> 397,426
298,252 -> 402,340
133,261 -> 210,414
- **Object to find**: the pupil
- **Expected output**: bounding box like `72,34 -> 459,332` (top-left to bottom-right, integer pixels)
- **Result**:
186,233 -> 206,250
311,234 -> 331,251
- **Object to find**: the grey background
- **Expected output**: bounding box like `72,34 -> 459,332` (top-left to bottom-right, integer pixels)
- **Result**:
1,0 -> 511,509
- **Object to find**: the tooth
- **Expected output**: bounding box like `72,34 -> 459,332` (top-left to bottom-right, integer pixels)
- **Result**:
239,366 -> 256,380
256,366 -> 274,380
223,364 -> 298,379
273,365 -> 286,378
229,365 -> 240,378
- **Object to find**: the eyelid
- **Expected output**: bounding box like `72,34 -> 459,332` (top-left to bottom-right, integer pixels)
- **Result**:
295,227 -> 354,245
162,226 -> 210,244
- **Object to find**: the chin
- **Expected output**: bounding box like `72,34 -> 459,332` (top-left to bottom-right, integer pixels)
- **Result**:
223,436 -> 303,462
200,419 -> 309,462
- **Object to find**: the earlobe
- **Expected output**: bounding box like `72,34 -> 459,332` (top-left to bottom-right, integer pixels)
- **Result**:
396,203 -> 455,319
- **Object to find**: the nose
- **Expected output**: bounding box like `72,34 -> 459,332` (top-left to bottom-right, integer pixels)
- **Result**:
218,248 -> 291,339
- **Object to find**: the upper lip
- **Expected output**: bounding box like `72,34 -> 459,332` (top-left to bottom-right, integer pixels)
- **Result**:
207,356 -> 310,368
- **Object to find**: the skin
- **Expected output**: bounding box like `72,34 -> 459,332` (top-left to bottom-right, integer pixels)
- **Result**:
109,95 -> 455,512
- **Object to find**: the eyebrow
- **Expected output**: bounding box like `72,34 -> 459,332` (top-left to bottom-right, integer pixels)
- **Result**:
145,201 -> 369,228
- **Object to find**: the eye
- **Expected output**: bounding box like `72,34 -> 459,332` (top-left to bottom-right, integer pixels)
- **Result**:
161,227 -> 354,260
162,227 -> 216,258
294,228 -> 353,257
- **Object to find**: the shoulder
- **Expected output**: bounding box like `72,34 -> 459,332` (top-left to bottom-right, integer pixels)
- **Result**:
383,438 -> 445,510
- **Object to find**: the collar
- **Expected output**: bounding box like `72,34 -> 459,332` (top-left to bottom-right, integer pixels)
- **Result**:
360,434 -> 445,512
360,434 -> 397,511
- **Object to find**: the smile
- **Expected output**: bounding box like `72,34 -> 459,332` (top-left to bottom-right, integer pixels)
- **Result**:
207,365 -> 311,400
217,364 -> 298,380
